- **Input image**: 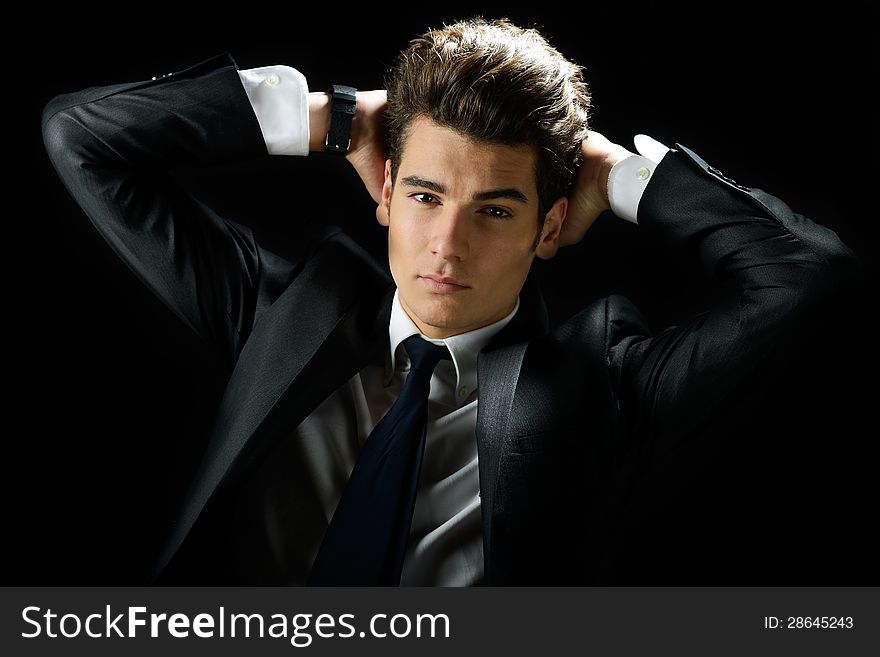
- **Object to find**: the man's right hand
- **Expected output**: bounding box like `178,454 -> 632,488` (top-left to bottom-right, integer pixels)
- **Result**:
308,89 -> 388,204
345,90 -> 388,204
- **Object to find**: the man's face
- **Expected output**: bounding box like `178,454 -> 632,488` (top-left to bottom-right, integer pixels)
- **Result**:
377,116 -> 567,339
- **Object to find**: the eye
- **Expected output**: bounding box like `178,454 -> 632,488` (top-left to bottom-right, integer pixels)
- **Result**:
410,192 -> 438,204
482,206 -> 512,219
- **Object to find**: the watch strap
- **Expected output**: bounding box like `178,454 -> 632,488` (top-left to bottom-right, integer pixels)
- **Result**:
325,84 -> 357,154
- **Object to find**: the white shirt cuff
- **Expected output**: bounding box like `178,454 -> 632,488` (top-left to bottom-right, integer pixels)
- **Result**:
607,134 -> 671,223
237,65 -> 310,156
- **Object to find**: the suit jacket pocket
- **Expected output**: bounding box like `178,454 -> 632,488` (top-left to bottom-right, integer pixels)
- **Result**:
509,430 -> 558,455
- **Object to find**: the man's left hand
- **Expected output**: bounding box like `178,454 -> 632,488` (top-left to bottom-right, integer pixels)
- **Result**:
559,130 -> 633,247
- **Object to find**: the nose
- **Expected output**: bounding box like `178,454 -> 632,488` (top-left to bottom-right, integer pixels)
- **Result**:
430,205 -> 470,262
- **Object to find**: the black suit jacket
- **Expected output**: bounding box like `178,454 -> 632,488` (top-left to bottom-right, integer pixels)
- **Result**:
41,51 -> 860,585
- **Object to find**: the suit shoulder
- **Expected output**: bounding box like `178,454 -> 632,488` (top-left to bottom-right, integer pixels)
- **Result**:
307,225 -> 388,279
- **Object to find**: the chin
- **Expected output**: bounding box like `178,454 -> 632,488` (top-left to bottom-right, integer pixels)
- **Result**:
414,299 -> 466,328
406,294 -> 473,331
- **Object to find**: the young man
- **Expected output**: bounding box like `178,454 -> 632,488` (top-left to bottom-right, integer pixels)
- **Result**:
42,18 -> 859,585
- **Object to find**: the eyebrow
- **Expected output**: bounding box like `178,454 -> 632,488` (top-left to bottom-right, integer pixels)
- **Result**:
400,175 -> 529,204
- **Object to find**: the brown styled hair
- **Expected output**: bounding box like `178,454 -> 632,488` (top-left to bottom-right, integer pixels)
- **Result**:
384,16 -> 591,249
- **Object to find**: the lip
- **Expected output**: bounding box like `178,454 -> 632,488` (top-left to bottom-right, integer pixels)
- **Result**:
419,274 -> 470,294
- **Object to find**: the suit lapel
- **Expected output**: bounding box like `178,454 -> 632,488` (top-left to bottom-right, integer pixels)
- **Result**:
475,271 -> 548,582
154,239 -> 394,579
476,342 -> 528,582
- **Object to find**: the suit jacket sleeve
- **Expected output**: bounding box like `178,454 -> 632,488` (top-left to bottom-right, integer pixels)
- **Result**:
41,51 -> 297,370
605,144 -> 862,458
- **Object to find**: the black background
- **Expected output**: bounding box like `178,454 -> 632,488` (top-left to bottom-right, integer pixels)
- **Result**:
8,4 -> 878,584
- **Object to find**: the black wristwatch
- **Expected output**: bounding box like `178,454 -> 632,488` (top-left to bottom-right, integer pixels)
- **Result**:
325,84 -> 357,155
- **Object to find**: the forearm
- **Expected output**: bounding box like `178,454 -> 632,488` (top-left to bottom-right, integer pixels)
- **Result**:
640,145 -> 861,299
41,52 -> 271,363
308,92 -> 331,152
307,90 -> 367,153
610,145 -> 861,446
43,52 -> 267,174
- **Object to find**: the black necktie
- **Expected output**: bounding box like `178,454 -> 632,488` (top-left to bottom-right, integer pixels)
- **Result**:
307,335 -> 451,586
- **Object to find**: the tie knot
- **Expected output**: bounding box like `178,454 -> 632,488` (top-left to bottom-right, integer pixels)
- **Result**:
403,335 -> 450,374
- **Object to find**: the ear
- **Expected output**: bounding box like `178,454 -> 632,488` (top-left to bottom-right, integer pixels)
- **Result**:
534,196 -> 568,260
376,159 -> 393,227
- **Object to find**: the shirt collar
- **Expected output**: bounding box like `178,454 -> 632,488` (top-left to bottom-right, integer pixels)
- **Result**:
387,288 -> 520,398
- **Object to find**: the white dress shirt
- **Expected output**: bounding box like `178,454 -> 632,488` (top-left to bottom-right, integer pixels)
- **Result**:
231,65 -> 667,585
